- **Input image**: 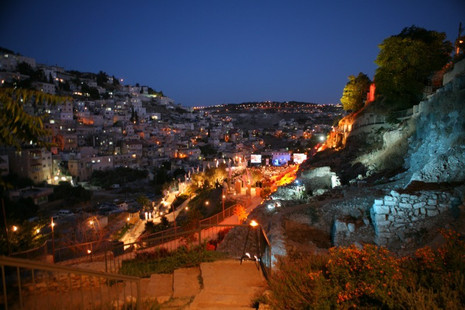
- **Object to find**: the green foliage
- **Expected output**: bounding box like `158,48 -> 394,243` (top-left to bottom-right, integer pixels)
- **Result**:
374,26 -> 452,109
2,197 -> 38,221
114,223 -> 134,240
144,216 -> 170,234
50,181 -> 92,204
147,87 -> 164,97
2,174 -> 35,189
0,218 -> 48,255
119,244 -> 227,277
96,71 -> 108,87
268,253 -> 333,309
90,167 -> 148,188
187,188 -> 221,218
340,72 -> 372,111
0,88 -> 69,150
172,194 -> 188,209
80,83 -> 100,100
267,230 -> 465,309
199,144 -> 217,157
136,194 -> 151,210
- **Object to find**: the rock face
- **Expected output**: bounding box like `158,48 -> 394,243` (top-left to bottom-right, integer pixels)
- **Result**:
404,75 -> 465,184
300,166 -> 341,193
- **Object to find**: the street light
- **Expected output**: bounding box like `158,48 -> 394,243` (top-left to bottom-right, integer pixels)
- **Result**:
51,217 -> 56,263
222,191 -> 226,217
12,225 -> 18,232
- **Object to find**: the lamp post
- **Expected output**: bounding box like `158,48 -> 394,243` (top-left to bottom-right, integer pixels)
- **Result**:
2,198 -> 11,255
241,219 -> 260,264
222,190 -> 226,218
51,217 -> 55,263
171,203 -> 177,237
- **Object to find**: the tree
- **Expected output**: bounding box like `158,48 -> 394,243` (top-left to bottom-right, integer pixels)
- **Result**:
16,62 -> 35,76
340,73 -> 371,112
81,83 -> 100,100
136,195 -> 151,212
96,71 -> 108,87
374,26 -> 452,109
50,181 -> 92,205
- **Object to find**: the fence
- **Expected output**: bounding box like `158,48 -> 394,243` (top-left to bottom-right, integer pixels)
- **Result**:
9,241 -> 48,261
53,239 -> 118,263
6,203 -> 273,287
199,204 -> 239,226
0,255 -> 141,310
102,224 -> 243,274
120,223 -> 272,279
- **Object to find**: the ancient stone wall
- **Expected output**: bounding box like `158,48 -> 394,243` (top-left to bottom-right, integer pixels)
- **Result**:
370,190 -> 461,245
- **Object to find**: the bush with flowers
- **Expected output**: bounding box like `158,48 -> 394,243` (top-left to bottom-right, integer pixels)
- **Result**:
266,229 -> 465,309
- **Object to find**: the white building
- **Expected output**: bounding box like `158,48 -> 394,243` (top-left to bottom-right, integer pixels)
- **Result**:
33,82 -> 56,95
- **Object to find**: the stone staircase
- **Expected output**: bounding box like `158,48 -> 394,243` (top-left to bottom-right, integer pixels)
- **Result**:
123,259 -> 267,309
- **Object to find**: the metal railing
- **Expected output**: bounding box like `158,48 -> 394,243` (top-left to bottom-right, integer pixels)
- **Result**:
103,224 -> 243,274
258,225 -> 272,279
0,255 -> 141,310
199,204 -> 238,226
102,222 -> 273,281
9,241 -> 48,261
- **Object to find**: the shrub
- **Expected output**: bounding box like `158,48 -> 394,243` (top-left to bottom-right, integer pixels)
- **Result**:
267,254 -> 334,309
267,230 -> 465,309
233,205 -> 249,223
120,244 -> 227,277
327,244 -> 401,308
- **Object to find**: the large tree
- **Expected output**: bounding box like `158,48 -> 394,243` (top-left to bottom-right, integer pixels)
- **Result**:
340,72 -> 372,112
374,26 -> 452,109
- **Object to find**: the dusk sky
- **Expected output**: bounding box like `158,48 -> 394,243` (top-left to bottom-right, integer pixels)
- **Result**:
1,0 -> 463,107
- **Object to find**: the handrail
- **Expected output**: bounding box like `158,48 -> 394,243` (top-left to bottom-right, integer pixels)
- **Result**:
198,203 -> 238,226
0,255 -> 140,281
0,255 -> 142,309
10,240 -> 48,258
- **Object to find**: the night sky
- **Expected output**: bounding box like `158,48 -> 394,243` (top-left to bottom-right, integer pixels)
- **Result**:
1,0 -> 463,107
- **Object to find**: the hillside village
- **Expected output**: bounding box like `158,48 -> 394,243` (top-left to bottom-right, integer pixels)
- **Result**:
0,27 -> 465,308
0,47 -> 342,193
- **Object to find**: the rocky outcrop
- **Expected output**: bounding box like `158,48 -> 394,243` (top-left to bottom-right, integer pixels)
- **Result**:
299,166 -> 341,194
404,75 -> 465,184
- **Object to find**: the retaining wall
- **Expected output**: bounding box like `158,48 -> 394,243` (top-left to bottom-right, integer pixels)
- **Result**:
370,190 -> 461,245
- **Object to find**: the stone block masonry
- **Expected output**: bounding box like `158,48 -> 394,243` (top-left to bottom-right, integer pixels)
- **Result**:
370,190 -> 461,246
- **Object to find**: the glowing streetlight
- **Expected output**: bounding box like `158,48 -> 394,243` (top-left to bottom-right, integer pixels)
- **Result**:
249,220 -> 259,227
51,217 -> 55,263
222,191 -> 226,217
205,201 -> 209,206
12,225 -> 18,232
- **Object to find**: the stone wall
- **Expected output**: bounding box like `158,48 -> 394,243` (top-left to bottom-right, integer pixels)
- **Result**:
370,190 -> 461,245
443,58 -> 465,85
